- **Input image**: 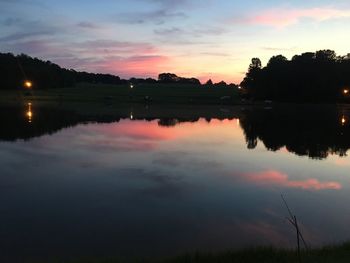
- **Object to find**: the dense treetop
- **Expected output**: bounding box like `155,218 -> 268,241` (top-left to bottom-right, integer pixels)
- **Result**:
240,50 -> 350,102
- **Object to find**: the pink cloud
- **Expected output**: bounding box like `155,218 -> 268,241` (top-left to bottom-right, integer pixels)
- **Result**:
241,170 -> 341,190
241,7 -> 350,28
91,55 -> 171,78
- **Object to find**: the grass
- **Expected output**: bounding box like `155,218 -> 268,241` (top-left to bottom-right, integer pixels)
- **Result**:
31,243 -> 350,263
0,83 -> 239,105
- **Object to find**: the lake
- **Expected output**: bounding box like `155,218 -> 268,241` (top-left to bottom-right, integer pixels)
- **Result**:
1,102 -> 350,262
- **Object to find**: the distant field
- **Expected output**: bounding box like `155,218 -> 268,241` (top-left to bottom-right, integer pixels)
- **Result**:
0,83 -> 239,105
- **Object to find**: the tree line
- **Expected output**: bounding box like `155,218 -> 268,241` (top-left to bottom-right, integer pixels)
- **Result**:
0,53 -> 125,89
0,52 -> 236,90
240,50 -> 350,102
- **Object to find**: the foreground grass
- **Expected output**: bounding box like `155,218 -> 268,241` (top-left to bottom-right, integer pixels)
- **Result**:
36,243 -> 350,263
0,83 -> 239,105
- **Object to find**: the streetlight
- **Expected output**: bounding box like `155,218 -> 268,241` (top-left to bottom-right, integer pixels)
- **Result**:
24,80 -> 33,89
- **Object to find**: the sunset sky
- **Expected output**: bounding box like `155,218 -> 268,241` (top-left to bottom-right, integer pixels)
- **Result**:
1,0 -> 350,83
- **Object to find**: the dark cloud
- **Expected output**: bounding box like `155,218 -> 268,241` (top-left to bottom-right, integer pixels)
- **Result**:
1,40 -> 55,54
0,29 -> 54,42
139,0 -> 189,8
0,19 -> 62,42
119,168 -> 189,198
153,25 -> 226,46
76,21 -> 99,29
115,9 -> 187,25
154,27 -> 184,35
154,26 -> 226,38
2,17 -> 22,26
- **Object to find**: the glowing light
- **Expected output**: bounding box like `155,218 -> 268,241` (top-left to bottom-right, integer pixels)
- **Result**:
343,89 -> 349,95
130,83 -> 134,89
130,112 -> 134,120
238,86 -> 242,90
24,81 -> 32,89
341,116 -> 346,125
26,102 -> 33,123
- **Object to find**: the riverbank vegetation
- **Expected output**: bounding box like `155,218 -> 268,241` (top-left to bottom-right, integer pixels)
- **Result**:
37,242 -> 350,263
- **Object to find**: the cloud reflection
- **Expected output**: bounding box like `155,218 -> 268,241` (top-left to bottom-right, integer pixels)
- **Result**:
241,170 -> 341,190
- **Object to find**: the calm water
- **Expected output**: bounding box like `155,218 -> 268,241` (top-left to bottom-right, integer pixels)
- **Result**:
1,103 -> 350,262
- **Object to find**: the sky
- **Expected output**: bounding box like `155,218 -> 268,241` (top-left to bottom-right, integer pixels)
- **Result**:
1,0 -> 350,83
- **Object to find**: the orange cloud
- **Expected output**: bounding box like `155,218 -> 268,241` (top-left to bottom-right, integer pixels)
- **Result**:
334,159 -> 350,167
241,170 -> 341,190
243,7 -> 350,28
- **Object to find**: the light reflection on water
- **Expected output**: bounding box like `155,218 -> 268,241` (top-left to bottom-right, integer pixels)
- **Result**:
26,102 -> 33,123
0,104 -> 350,261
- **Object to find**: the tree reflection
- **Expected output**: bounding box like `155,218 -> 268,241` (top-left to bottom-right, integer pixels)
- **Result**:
3,103 -> 350,160
0,105 -> 229,141
239,106 -> 350,159
0,105 -> 119,141
157,118 -> 200,127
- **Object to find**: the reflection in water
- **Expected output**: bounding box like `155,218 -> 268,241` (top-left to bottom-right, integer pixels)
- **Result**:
239,106 -> 350,159
341,115 -> 347,126
26,102 -> 33,123
0,103 -> 350,261
1,104 -> 350,160
239,170 -> 341,190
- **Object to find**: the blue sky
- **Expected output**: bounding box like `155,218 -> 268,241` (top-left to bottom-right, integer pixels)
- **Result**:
1,0 -> 350,83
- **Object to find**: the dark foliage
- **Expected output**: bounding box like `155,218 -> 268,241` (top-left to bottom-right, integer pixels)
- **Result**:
241,50 -> 350,102
0,52 -> 125,90
239,106 -> 350,159
158,73 -> 201,85
129,77 -> 157,84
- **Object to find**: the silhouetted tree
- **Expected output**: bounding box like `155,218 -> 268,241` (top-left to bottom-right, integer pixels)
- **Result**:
205,79 -> 213,86
240,57 -> 262,98
0,52 -> 123,90
241,50 -> 350,102
158,73 -> 201,85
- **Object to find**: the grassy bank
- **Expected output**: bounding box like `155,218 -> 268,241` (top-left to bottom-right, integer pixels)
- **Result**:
0,83 -> 239,105
34,243 -> 350,263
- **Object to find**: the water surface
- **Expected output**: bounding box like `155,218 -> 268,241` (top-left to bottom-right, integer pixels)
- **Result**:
1,103 -> 350,262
